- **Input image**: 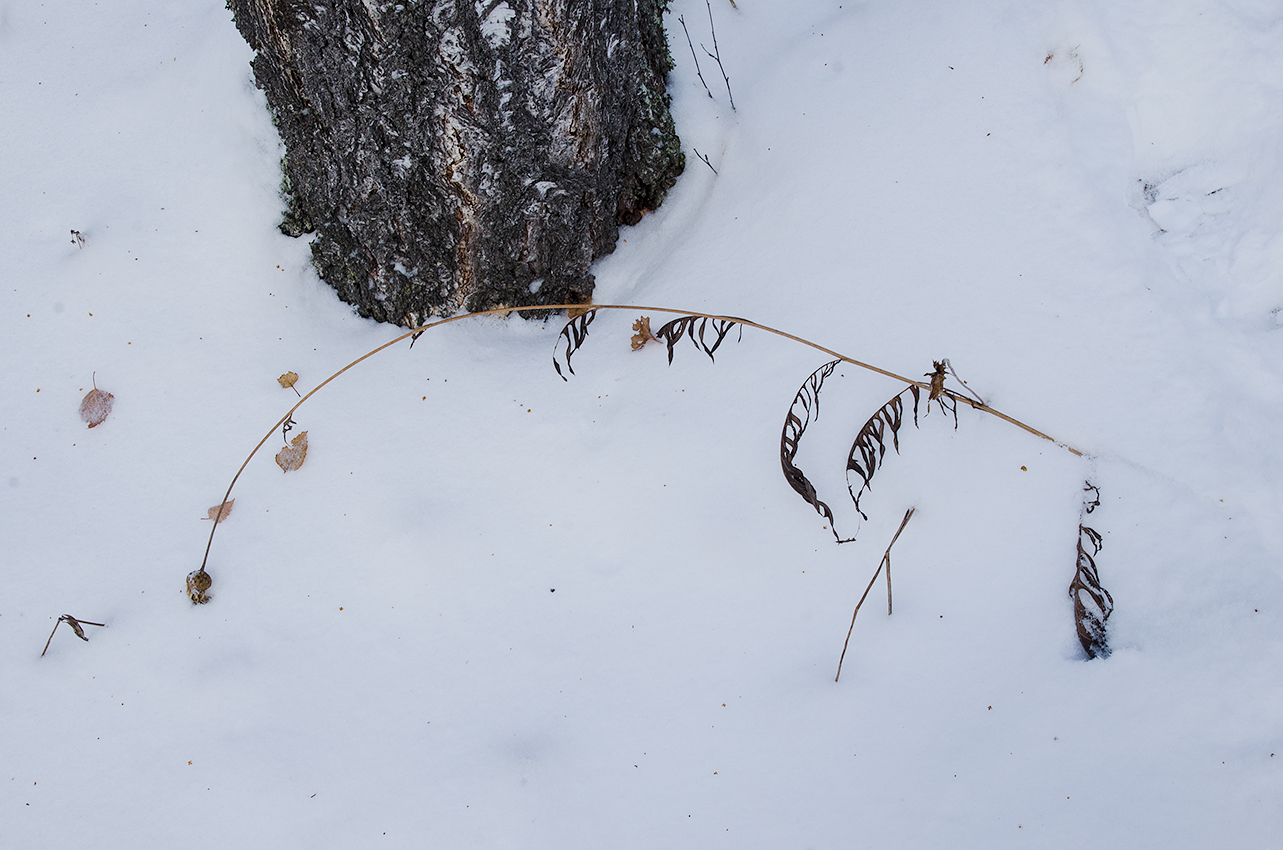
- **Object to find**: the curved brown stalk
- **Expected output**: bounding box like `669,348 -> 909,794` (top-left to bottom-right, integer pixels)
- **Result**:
194,303 -> 1082,589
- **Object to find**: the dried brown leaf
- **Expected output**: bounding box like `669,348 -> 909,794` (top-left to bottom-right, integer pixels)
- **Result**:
79,386 -> 114,428
278,371 -> 299,390
205,498 -> 235,523
275,431 -> 308,472
631,316 -> 657,350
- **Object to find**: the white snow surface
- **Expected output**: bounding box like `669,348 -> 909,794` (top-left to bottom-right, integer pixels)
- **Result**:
2,0 -> 1282,846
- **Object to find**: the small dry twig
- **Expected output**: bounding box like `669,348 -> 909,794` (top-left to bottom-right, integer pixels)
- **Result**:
70,229 -> 85,248
701,0 -> 735,111
41,614 -> 106,657
693,148 -> 718,175
678,15 -> 715,101
836,507 -> 915,681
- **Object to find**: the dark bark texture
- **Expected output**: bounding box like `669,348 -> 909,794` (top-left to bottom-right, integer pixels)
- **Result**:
228,0 -> 684,325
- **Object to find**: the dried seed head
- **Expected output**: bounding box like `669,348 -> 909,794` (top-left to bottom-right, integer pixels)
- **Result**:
187,569 -> 212,604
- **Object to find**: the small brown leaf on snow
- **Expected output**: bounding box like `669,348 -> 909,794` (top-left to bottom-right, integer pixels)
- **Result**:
278,371 -> 299,389
79,386 -> 114,428
204,498 -> 235,523
631,316 -> 657,350
276,431 -> 308,472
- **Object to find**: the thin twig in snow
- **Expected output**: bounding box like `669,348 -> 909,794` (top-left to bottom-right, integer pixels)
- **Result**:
693,148 -> 718,174
702,0 -> 735,111
835,507 -> 915,682
678,15 -> 714,100
41,614 -> 106,657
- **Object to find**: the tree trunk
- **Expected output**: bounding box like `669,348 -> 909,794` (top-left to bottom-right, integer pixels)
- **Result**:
227,0 -> 684,326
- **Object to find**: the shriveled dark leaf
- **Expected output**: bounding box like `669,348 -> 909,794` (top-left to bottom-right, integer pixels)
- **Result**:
63,615 -> 88,641
780,360 -> 849,543
552,309 -> 597,380
846,385 -> 920,520
653,315 -> 742,365
1070,520 -> 1113,659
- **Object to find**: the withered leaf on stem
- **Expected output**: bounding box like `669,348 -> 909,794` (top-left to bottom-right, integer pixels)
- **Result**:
552,309 -> 597,380
275,431 -> 308,472
653,315 -> 741,365
780,360 -> 849,542
204,498 -> 235,523
846,385 -> 921,520
278,371 -> 299,390
630,316 -> 657,350
79,375 -> 115,428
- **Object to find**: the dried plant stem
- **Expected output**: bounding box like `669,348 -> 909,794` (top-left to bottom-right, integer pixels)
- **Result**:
702,0 -> 735,111
835,507 -> 915,682
196,304 -> 1080,581
678,15 -> 714,100
41,615 -> 106,657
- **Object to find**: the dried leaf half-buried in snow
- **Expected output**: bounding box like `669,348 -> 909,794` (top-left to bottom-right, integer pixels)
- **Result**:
275,431 -> 308,472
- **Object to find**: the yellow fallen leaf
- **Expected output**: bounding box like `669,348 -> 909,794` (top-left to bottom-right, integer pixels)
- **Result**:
278,371 -> 300,395
204,498 -> 235,523
276,431 -> 308,472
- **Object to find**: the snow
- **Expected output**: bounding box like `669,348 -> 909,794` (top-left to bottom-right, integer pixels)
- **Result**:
2,0 -> 1281,845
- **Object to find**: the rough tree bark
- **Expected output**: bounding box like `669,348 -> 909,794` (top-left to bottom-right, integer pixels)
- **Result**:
228,0 -> 685,325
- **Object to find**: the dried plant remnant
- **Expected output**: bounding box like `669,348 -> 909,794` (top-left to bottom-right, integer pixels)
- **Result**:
835,507 -> 915,681
846,386 -> 921,520
278,371 -> 301,396
41,614 -> 106,657
1070,482 -> 1112,658
552,309 -> 597,380
70,229 -> 85,247
186,569 -> 212,604
780,361 -> 849,543
653,315 -> 741,365
275,431 -> 308,472
204,498 -> 235,524
925,361 -> 958,424
79,373 -> 114,428
630,316 -> 657,350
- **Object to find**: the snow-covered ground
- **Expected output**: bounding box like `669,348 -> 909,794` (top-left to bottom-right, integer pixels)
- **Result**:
3,0 -> 1281,845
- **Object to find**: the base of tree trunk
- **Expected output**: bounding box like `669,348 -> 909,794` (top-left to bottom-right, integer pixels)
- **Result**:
230,0 -> 685,325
